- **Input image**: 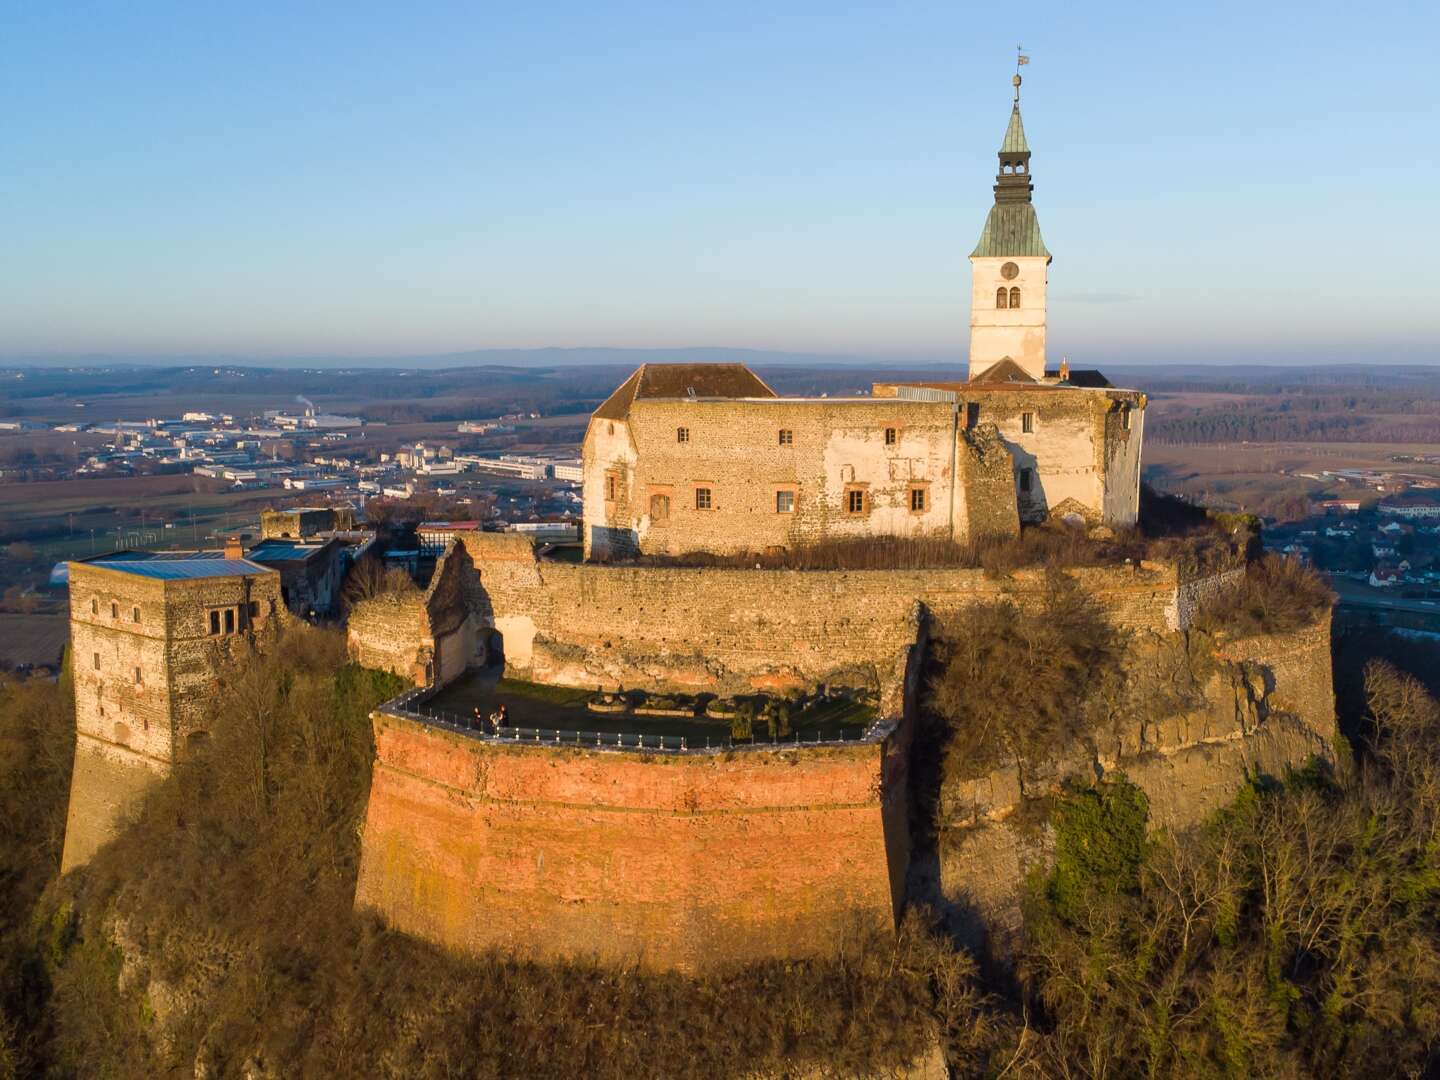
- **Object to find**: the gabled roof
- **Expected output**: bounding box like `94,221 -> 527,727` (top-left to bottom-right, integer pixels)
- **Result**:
1000,105 -> 1029,154
593,363 -> 777,421
969,357 -> 1037,384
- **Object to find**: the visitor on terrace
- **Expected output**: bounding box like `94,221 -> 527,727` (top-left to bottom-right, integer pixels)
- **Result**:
489,704 -> 509,734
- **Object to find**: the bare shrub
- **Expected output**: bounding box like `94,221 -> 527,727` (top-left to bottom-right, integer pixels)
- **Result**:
925,572 -> 1124,780
1191,554 -> 1333,637
339,553 -> 417,612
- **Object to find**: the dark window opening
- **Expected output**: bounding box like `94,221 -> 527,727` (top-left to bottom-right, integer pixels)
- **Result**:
846,489 -> 866,515
676,427 -> 689,443
209,610 -> 221,635
1020,468 -> 1033,493
776,490 -> 795,513
1022,412 -> 1034,434
778,429 -> 793,446
910,487 -> 927,512
995,288 -> 1008,309
1009,287 -> 1021,308
884,427 -> 897,446
966,403 -> 980,429
695,487 -> 712,510
224,609 -> 235,634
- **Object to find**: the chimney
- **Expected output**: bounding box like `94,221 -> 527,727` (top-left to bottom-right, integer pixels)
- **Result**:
224,536 -> 244,560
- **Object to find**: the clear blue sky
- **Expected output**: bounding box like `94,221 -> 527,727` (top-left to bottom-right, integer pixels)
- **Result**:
3,1 -> 1437,366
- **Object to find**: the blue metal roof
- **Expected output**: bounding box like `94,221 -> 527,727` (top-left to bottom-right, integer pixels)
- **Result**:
83,557 -> 273,580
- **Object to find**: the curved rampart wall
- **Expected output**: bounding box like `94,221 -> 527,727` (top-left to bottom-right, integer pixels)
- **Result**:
355,712 -> 910,972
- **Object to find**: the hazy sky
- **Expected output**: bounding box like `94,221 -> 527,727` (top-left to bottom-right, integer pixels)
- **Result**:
3,1 -> 1437,366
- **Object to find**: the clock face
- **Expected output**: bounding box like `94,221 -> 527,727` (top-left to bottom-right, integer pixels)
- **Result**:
1000,262 -> 1019,280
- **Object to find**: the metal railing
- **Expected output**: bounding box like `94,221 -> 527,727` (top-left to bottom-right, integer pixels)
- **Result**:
379,687 -> 889,755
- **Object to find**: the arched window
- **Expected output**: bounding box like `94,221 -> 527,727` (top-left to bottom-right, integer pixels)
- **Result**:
996,288 -> 1008,309
1009,287 -> 1021,308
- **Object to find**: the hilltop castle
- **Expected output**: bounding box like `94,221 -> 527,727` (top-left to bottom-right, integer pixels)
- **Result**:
57,77 -> 1335,977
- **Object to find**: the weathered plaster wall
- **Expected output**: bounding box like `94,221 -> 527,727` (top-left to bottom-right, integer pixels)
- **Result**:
355,715 -> 905,972
582,385 -> 1146,557
968,254 -> 1049,379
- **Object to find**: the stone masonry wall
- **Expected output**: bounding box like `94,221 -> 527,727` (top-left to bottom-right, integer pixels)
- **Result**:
355,713 -> 905,972
460,532 -> 1208,706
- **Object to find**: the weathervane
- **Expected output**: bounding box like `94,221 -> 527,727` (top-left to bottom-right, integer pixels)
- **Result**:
1014,45 -> 1029,101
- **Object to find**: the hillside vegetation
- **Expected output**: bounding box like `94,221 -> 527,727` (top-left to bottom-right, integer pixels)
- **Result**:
6,619 -> 1440,1076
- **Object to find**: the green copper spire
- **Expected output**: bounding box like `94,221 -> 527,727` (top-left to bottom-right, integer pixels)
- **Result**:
971,73 -> 1050,259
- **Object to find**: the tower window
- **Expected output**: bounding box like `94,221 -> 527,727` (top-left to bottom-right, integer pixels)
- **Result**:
778,429 -> 793,446
92,652 -> 100,670
132,606 -> 140,622
884,427 -> 897,446
676,427 -> 689,443
996,288 -> 1008,309
111,602 -> 118,619
1021,412 -> 1034,434
1121,405 -> 1132,431
90,598 -> 97,615
775,490 -> 795,514
605,473 -> 617,501
694,487 -> 712,511
134,667 -> 142,685
1009,287 -> 1021,308
1020,468 -> 1033,493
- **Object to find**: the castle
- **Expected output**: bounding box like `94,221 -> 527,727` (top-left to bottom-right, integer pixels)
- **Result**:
582,73 -> 1144,561
57,76 -> 1337,976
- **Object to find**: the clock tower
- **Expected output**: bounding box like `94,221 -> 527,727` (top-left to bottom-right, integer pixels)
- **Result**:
968,74 -> 1051,381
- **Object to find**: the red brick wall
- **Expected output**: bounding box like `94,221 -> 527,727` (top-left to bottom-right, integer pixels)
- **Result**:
355,713 -> 906,971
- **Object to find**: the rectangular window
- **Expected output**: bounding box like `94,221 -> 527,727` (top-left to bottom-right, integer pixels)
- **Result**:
910,487 -> 927,513
1021,412 -> 1034,434
111,602 -> 118,619
695,487 -> 712,510
650,493 -> 671,522
209,610 -> 221,635
884,427 -> 897,446
1020,468 -> 1033,493
776,490 -> 795,513
132,606 -> 140,622
224,609 -> 235,634
778,429 -> 793,446
966,403 -> 980,430
845,488 -> 867,515
90,598 -> 97,615
92,652 -> 100,670
1121,406 -> 1132,431
134,667 -> 142,685
676,427 -> 689,443
605,474 -> 617,501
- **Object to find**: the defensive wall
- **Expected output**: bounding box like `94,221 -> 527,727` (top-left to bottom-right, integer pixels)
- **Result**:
355,709 -> 912,972
451,531 -> 1238,707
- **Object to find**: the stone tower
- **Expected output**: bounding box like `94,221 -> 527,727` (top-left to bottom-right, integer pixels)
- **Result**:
61,553 -> 282,870
968,74 -> 1051,381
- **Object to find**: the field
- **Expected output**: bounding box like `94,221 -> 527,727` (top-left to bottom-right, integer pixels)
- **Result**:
0,613 -> 67,670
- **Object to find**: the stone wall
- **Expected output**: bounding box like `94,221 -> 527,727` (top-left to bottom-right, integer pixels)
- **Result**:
355,713 -> 906,972
346,543 -> 482,686
461,533 -> 1216,705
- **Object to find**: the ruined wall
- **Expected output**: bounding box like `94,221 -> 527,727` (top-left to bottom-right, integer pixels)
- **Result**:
356,714 -> 905,972
346,542 -> 481,686
929,614 -> 1337,955
463,533 -> 1213,703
